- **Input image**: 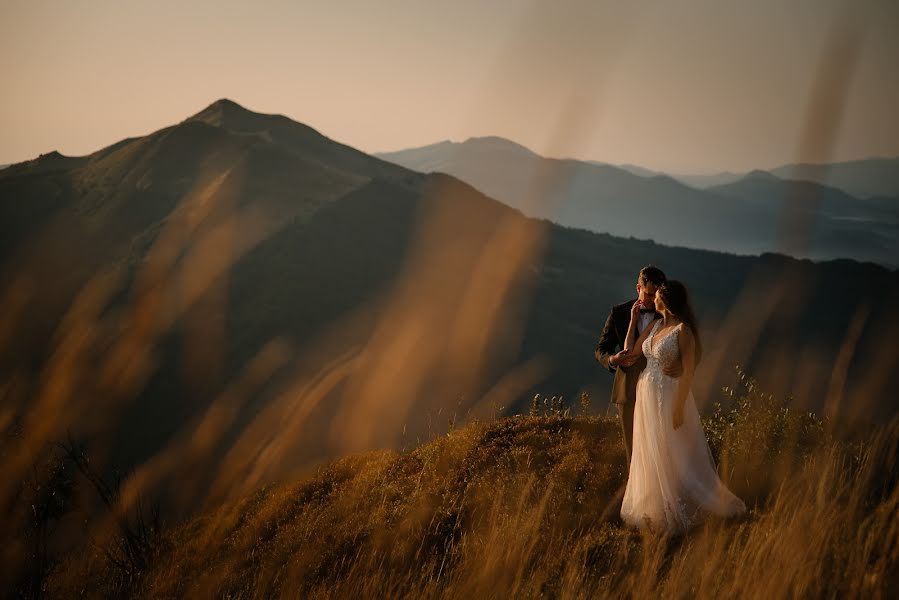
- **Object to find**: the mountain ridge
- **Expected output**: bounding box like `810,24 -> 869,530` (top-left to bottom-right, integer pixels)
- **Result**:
1,98 -> 897,483
376,136 -> 899,267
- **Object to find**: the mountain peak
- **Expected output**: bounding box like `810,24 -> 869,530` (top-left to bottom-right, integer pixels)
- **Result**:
650,173 -> 689,188
207,97 -> 244,110
744,169 -> 779,181
186,98 -> 255,127
183,97 -> 318,139
460,136 -> 539,158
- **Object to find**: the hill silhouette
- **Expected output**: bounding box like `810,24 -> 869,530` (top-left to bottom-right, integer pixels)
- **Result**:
769,156 -> 899,199
377,137 -> 899,266
708,174 -> 898,264
578,160 -> 746,188
185,99 -> 413,183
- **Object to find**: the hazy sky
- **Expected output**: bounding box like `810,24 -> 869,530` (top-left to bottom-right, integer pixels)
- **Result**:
2,0 -> 897,173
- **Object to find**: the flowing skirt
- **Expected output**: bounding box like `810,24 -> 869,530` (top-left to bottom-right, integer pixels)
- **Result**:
620,368 -> 746,534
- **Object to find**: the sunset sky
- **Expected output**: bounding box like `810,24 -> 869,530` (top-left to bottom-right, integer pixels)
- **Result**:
2,0 -> 897,173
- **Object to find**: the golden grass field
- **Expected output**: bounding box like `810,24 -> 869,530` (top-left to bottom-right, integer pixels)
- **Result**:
35,374 -> 897,599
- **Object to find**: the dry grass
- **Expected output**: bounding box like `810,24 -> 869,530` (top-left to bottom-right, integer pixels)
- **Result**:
44,395 -> 898,599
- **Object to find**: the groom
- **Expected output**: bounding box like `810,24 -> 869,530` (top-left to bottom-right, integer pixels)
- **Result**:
594,265 -> 682,464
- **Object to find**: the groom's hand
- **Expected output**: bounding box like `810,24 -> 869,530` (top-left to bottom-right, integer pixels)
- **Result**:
611,350 -> 638,368
663,359 -> 683,378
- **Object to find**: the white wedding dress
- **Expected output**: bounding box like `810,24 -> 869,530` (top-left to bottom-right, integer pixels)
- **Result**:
620,320 -> 746,534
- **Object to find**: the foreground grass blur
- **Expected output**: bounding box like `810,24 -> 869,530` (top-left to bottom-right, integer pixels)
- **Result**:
41,372 -> 898,599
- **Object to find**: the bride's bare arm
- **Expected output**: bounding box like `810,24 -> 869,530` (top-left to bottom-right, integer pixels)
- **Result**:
623,301 -> 640,353
624,304 -> 655,356
673,324 -> 696,429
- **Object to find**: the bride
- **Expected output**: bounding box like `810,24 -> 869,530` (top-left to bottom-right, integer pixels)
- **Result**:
617,279 -> 746,534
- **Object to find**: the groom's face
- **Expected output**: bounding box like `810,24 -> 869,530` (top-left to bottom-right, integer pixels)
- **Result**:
637,278 -> 659,306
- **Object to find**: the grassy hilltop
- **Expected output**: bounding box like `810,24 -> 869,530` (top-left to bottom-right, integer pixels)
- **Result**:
3,99 -> 897,598
47,374 -> 899,599
3,99 -> 899,491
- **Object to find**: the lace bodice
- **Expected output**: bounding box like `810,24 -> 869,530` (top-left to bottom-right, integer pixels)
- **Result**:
642,320 -> 682,372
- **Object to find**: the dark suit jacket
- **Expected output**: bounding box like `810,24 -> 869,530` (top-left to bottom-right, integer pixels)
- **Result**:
594,298 -> 660,405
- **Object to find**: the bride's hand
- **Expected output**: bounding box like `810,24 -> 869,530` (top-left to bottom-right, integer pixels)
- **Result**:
672,405 -> 684,430
630,300 -> 642,320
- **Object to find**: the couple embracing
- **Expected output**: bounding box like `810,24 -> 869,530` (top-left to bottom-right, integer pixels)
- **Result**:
595,265 -> 746,534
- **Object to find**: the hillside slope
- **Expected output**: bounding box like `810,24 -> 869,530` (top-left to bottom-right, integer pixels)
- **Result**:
2,99 -> 898,481
49,388 -> 899,598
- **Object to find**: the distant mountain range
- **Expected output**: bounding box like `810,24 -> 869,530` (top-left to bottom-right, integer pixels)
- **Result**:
584,161 -> 746,189
587,157 -> 899,197
376,138 -> 899,267
2,99 -> 897,474
767,157 -> 899,199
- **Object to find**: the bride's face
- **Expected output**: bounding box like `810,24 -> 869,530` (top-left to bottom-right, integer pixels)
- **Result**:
654,292 -> 666,313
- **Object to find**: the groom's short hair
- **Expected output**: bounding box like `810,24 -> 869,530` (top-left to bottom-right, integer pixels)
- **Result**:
639,265 -> 667,286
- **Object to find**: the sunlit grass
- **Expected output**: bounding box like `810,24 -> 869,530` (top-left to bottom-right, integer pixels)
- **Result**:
39,376 -> 898,598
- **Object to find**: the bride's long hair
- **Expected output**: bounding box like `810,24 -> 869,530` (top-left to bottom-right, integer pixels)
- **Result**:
657,280 -> 703,364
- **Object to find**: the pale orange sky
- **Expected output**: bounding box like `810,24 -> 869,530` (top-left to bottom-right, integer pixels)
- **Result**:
2,0 -> 897,173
